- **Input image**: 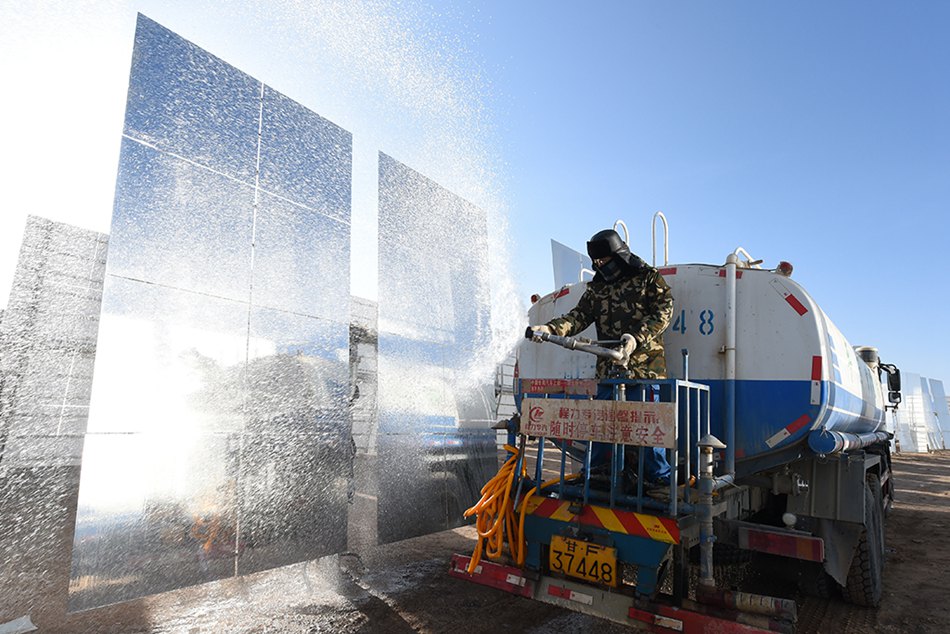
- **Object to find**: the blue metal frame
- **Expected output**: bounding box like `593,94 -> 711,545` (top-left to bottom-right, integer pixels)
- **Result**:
516,378 -> 710,596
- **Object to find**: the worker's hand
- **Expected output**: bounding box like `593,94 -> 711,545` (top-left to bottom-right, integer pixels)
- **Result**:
616,333 -> 637,367
529,324 -> 552,343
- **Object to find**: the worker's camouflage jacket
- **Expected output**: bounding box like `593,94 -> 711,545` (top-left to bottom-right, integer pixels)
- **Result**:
545,267 -> 674,380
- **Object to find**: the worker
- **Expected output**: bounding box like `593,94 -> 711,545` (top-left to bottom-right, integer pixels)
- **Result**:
532,228 -> 674,486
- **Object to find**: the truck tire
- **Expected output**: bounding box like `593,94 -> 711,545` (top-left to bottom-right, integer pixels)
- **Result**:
842,483 -> 883,607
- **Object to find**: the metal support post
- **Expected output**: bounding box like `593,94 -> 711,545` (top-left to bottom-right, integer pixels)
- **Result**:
698,434 -> 727,589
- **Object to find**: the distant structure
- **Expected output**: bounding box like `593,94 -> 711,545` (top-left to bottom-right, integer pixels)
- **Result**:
946,395 -> 950,445
934,381 -> 950,449
890,373 -> 948,453
0,216 -> 107,627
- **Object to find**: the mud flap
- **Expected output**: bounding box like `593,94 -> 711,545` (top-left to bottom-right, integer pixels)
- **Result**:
817,517 -> 862,586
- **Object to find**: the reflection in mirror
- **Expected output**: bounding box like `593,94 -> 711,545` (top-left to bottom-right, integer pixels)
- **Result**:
85,278 -> 249,436
239,308 -> 350,574
70,432 -> 239,611
252,194 -> 350,319
259,87 -> 352,222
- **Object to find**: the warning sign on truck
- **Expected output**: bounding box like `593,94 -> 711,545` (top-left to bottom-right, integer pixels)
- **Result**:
519,398 -> 675,448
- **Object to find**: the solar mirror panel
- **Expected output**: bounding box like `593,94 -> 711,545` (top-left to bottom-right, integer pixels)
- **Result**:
0,218 -> 106,620
376,153 -> 497,544
69,14 -> 352,609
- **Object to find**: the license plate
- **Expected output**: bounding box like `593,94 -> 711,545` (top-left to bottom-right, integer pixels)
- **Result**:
549,535 -> 618,587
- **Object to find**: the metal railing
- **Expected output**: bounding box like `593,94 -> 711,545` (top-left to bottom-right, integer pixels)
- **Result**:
515,378 -> 710,518
494,355 -> 517,422
652,211 -> 669,267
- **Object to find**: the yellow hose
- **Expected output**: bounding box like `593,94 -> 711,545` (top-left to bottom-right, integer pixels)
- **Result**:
511,471 -> 583,566
463,444 -> 521,573
464,443 -> 582,573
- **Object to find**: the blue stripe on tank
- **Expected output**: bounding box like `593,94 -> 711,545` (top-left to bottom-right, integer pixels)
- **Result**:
819,382 -> 884,434
699,379 -> 883,459
700,379 -> 820,457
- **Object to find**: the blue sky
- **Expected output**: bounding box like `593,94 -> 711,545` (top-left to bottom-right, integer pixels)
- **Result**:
443,2 -> 950,383
1,1 -> 947,384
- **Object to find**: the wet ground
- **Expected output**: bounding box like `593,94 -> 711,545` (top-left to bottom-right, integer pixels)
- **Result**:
8,451 -> 949,633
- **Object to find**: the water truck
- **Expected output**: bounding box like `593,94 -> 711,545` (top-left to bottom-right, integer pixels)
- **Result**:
451,215 -> 901,633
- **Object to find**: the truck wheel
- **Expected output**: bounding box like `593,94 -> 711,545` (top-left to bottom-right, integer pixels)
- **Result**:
842,483 -> 883,607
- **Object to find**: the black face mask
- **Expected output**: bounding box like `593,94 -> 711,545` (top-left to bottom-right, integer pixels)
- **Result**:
594,257 -> 624,283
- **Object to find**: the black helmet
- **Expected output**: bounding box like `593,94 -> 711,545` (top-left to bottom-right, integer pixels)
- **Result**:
587,229 -> 628,261
586,229 -> 643,283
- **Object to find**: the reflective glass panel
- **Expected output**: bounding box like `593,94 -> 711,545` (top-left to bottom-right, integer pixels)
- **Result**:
894,371 -> 924,452
259,87 -> 352,220
921,377 -> 945,449
376,153 -> 496,543
252,192 -> 350,319
929,379 -> 950,447
108,138 -> 255,303
0,218 -> 105,620
124,15 -> 261,182
71,15 -> 352,608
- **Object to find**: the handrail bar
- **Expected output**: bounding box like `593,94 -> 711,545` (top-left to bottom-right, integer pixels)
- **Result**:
652,211 -> 669,266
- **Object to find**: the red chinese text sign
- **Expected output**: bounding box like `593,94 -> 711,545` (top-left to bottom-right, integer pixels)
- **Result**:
520,398 -> 675,448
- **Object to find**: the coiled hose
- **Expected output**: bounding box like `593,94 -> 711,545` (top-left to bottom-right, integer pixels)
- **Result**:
463,444 -> 581,574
